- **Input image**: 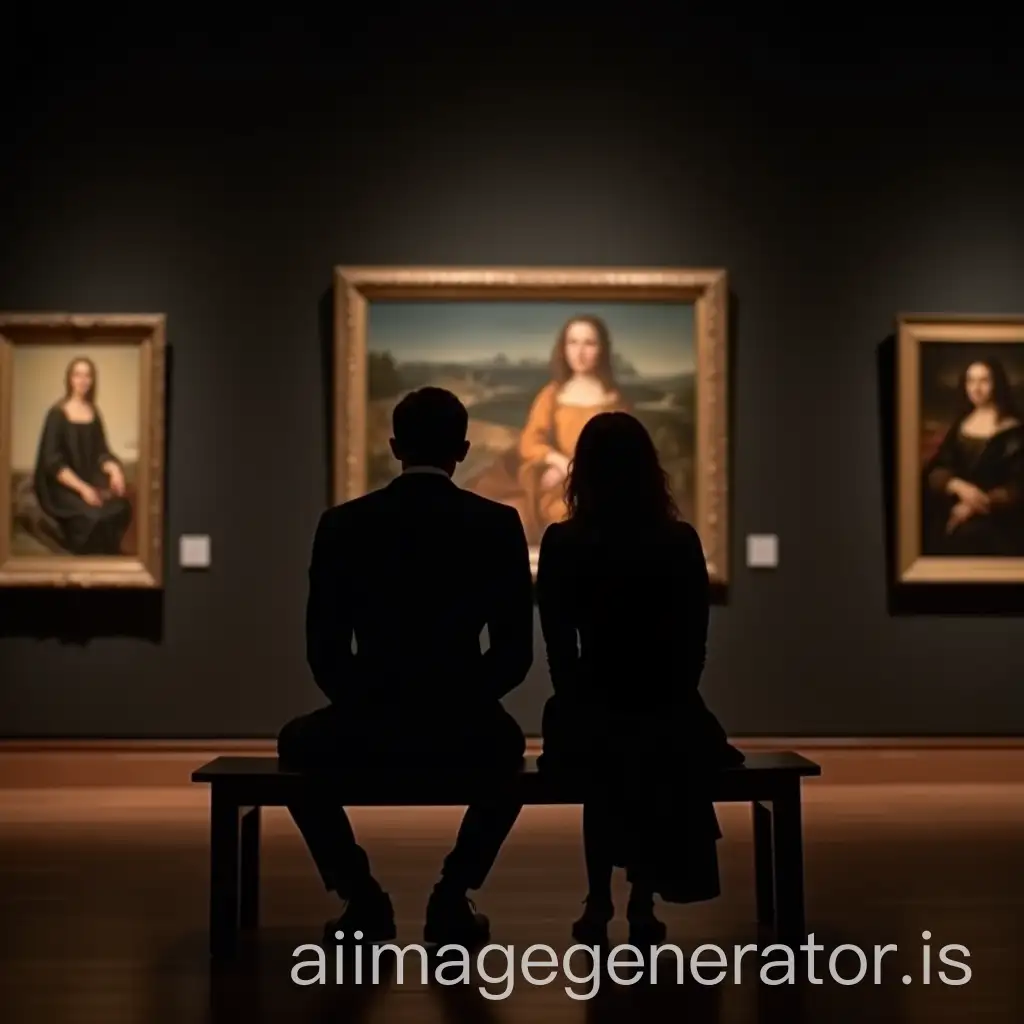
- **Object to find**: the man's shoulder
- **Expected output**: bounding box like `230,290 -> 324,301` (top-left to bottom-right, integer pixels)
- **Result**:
318,489 -> 387,528
317,483 -> 521,535
455,487 -> 522,527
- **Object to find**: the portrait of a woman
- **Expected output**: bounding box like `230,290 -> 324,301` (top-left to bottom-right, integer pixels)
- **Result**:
32,356 -> 133,555
468,315 -> 630,543
922,357 -> 1024,557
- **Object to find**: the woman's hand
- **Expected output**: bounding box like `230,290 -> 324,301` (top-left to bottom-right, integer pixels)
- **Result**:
946,500 -> 978,534
539,451 -> 570,490
105,462 -> 126,497
80,484 -> 103,507
540,464 -> 566,490
948,478 -> 990,514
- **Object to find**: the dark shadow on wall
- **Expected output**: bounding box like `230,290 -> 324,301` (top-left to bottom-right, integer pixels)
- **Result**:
878,333 -> 898,590
0,586 -> 164,644
708,287 -> 740,608
318,286 -> 335,508
878,334 -> 1024,616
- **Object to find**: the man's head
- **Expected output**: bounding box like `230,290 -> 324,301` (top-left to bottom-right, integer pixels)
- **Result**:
389,387 -> 470,474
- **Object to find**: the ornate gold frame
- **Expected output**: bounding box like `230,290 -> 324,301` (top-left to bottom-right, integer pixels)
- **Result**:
0,313 -> 167,588
333,266 -> 730,583
897,313 -> 1024,583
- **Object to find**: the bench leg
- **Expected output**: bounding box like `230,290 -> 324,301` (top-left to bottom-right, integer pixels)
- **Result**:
753,800 -> 775,927
771,783 -> 806,944
210,790 -> 240,960
240,806 -> 261,931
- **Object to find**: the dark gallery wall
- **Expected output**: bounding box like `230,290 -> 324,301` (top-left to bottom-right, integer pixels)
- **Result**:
1,15 -> 1023,738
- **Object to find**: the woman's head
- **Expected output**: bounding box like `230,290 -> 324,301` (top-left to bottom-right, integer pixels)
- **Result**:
961,358 -> 1017,417
550,315 -> 616,389
565,411 -> 679,525
64,357 -> 96,402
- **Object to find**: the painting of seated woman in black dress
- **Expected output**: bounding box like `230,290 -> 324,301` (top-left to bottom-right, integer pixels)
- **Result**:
1,312 -> 165,588
920,353 -> 1024,558
8,350 -> 137,559
30,357 -> 134,556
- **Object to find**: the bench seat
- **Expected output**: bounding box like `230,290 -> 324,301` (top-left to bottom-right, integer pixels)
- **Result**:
191,750 -> 821,959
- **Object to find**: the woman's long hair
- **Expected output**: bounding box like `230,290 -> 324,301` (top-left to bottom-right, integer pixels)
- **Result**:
564,411 -> 679,527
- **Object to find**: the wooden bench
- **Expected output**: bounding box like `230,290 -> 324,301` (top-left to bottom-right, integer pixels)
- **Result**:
191,751 -> 821,959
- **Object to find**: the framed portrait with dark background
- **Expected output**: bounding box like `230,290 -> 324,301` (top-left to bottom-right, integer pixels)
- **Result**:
897,314 -> 1024,583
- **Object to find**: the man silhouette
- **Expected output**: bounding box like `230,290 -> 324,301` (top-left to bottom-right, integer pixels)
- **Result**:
278,386 -> 534,946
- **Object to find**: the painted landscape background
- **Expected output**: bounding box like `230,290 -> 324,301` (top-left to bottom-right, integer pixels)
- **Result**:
364,299 -> 697,541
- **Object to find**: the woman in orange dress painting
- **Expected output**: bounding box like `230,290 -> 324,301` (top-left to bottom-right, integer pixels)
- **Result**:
469,315 -> 630,545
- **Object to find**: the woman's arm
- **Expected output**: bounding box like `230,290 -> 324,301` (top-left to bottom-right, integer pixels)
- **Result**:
38,407 -> 88,496
987,486 -> 1017,507
987,430 -> 1024,507
518,384 -> 559,466
925,424 -> 972,497
935,471 -> 982,503
536,525 -> 581,697
56,467 -> 90,494
92,412 -> 119,472
92,413 -> 126,494
672,522 -> 710,693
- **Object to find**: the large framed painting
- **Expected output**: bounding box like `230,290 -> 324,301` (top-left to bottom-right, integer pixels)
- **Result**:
333,266 -> 729,582
897,313 -> 1024,583
0,313 -> 166,587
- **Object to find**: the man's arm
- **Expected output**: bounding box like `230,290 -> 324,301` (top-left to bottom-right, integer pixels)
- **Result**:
305,510 -> 362,702
480,506 -> 534,699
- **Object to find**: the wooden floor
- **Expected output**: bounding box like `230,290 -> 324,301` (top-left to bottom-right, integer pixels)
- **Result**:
0,782 -> 1021,1022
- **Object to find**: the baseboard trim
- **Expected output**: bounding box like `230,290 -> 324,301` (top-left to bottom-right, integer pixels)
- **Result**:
0,737 -> 1023,788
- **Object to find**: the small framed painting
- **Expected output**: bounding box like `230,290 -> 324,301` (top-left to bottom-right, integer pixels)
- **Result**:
0,313 -> 166,587
897,313 -> 1024,583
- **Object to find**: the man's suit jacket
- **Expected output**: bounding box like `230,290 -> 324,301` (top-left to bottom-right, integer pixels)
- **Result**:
306,470 -> 534,722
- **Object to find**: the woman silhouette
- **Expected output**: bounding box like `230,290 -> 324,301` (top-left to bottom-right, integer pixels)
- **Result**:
536,411 -> 742,947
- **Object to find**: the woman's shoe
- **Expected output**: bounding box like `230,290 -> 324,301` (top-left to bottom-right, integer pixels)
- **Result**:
627,910 -> 667,948
571,896 -> 614,946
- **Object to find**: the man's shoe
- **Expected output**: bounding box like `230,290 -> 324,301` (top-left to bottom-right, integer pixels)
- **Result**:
322,890 -> 397,945
423,889 -> 490,947
571,895 -> 614,947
